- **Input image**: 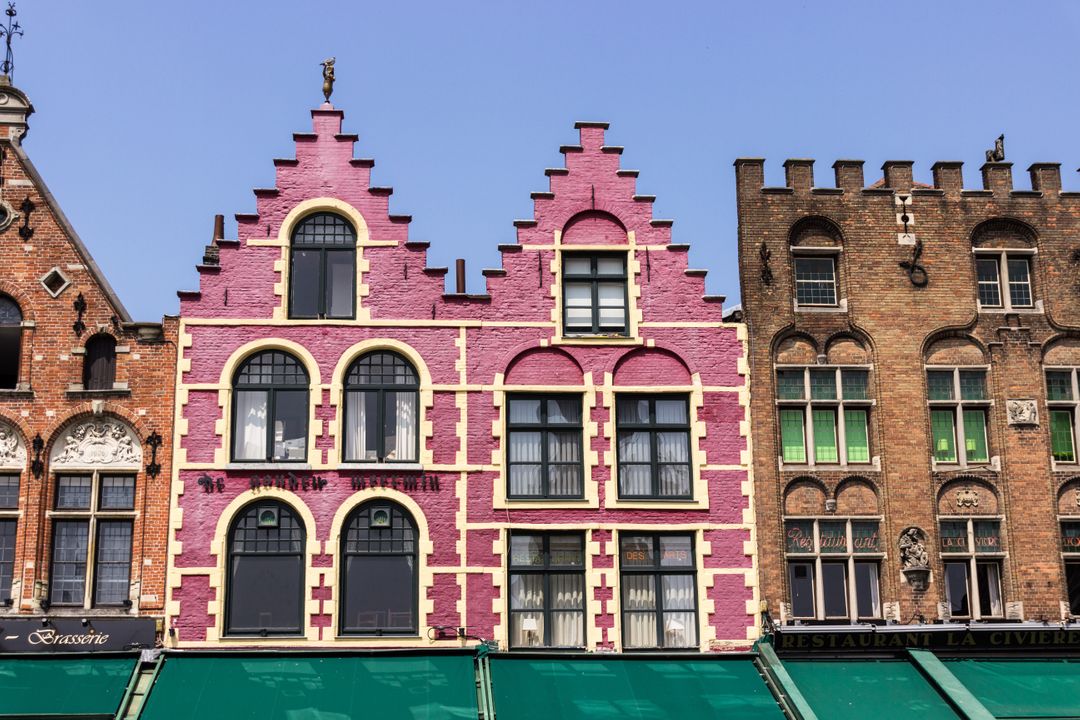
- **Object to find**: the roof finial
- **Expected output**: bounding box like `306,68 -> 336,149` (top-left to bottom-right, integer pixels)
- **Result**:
0,3 -> 22,83
320,57 -> 335,103
985,134 -> 1005,163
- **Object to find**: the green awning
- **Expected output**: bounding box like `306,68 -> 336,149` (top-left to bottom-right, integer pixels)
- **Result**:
782,659 -> 962,720
137,652 -> 479,720
0,655 -> 138,718
944,658 -> 1080,718
487,655 -> 784,719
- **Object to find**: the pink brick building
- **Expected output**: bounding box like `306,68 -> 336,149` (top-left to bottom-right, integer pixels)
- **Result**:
166,101 -> 757,651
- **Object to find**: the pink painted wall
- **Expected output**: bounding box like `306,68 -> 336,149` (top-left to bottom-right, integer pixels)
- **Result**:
170,109 -> 753,650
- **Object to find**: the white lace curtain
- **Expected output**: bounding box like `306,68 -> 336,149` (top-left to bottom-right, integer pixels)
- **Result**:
345,391 -> 417,462
623,574 -> 696,648
236,390 -> 267,460
509,574 -> 584,647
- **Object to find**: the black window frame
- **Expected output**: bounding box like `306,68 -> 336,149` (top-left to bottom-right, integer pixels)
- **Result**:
0,294 -> 22,390
616,394 -> 693,500
230,351 -> 310,463
288,212 -> 357,320
507,531 -> 586,649
561,252 -> 630,336
342,351 -> 421,463
338,501 -> 419,636
505,393 -> 585,500
225,500 -> 306,636
618,532 -> 698,650
82,333 -> 117,391
0,517 -> 15,602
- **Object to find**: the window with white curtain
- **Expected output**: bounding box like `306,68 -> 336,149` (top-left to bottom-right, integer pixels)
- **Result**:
506,395 -> 583,499
616,395 -> 692,498
619,533 -> 697,649
343,351 -> 419,463
508,532 -> 585,648
562,253 -> 628,335
231,351 -> 309,463
940,518 -> 1004,620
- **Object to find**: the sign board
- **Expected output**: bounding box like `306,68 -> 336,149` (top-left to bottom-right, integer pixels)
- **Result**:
773,625 -> 1080,655
0,617 -> 156,653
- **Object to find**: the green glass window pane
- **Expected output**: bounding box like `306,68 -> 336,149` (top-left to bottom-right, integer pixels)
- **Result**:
812,408 -> 838,463
927,371 -> 954,400
810,370 -> 837,400
819,521 -> 847,554
844,409 -> 870,463
973,520 -> 1001,553
784,520 -> 815,553
1051,410 -> 1076,462
779,409 -> 806,464
960,370 -> 987,400
963,409 -> 989,462
931,410 -> 957,462
841,370 -> 869,400
776,370 -> 805,400
1048,371 -> 1074,401
852,522 -> 880,553
1061,522 -> 1080,553
940,520 -> 968,552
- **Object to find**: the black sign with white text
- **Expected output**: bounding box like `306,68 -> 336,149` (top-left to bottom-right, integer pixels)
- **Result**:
0,617 -> 156,653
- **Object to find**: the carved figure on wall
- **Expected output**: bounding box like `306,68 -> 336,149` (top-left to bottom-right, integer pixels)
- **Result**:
52,420 -> 141,467
1006,399 -> 1038,426
899,527 -> 929,569
320,57 -> 335,102
0,420 -> 25,466
985,134 -> 1005,162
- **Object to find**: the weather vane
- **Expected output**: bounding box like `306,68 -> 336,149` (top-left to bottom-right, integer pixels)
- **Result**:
0,3 -> 21,81
320,57 -> 335,103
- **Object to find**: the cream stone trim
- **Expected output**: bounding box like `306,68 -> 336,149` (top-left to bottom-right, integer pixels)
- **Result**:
181,318 -> 552,328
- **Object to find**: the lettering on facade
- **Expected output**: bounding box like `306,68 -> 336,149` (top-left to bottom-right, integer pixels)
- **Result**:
776,628 -> 1080,653
348,474 -> 441,492
196,473 -> 225,493
27,628 -> 111,646
250,473 -> 329,492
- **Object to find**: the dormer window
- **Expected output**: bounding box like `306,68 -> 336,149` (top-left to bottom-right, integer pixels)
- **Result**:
562,253 -> 628,336
288,212 -> 356,319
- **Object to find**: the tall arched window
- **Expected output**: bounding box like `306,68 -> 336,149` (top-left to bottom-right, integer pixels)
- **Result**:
289,212 -> 356,319
339,501 -> 418,635
343,352 -> 419,462
83,334 -> 116,391
232,351 -> 309,463
0,295 -> 22,389
226,501 -> 305,635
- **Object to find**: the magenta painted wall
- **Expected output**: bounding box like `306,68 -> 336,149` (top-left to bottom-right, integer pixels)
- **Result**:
167,107 -> 756,651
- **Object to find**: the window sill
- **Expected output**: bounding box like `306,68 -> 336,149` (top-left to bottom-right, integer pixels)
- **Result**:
66,388 -> 131,398
221,634 -> 306,640
338,462 -> 423,472
0,388 -> 33,399
336,633 -> 420,639
226,463 -> 313,471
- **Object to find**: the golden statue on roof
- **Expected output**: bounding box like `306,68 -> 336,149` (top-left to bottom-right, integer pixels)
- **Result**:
320,57 -> 336,103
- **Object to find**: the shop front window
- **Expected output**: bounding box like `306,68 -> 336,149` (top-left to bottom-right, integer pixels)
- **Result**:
783,518 -> 882,621
619,533 -> 697,649
508,532 -> 585,648
339,502 -> 418,635
225,501 -> 305,635
940,518 -> 1004,619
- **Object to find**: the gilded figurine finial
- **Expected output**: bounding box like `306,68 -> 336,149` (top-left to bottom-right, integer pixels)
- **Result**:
320,57 -> 336,103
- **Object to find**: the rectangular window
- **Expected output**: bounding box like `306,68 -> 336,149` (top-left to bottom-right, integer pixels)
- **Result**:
976,257 -> 1002,307
977,252 -> 1036,311
0,519 -> 14,601
50,520 -> 88,606
1048,370 -> 1080,465
616,395 -> 692,499
777,367 -> 872,466
944,561 -> 971,617
562,254 -> 628,335
507,395 -> 583,499
940,518 -> 1004,619
1061,522 -> 1080,616
508,532 -> 585,648
1007,257 -> 1033,308
928,368 -> 990,467
783,519 -> 883,621
0,474 -> 17,509
793,256 -> 837,306
620,534 -> 697,649
56,475 -> 92,510
93,521 -> 132,605
1067,562 -> 1080,616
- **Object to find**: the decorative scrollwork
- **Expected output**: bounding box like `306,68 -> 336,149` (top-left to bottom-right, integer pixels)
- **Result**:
144,431 -> 163,479
759,242 -> 773,285
17,195 -> 32,240
899,238 -> 929,287
72,292 -> 86,336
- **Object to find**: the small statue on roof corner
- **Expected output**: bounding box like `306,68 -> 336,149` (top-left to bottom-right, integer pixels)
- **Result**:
985,133 -> 1005,162
320,57 -> 336,103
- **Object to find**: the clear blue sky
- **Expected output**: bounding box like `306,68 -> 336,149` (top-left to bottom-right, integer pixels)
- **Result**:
13,1 -> 1080,320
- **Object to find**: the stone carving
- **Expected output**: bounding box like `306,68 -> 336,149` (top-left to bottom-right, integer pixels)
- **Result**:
985,134 -> 1005,163
1006,399 -> 1038,426
50,420 -> 141,468
0,420 -> 25,467
899,527 -> 929,570
956,487 -> 980,509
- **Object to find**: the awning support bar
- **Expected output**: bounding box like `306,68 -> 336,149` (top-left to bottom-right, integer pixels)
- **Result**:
756,642 -> 819,720
906,649 -> 996,720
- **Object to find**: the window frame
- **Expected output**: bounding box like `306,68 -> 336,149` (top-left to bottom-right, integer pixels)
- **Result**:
926,365 -> 992,468
338,501 -> 419,636
1059,518 -> 1080,617
973,248 -> 1037,312
782,516 -> 884,622
774,365 -> 874,468
1046,368 -> 1080,468
505,393 -> 585,500
0,475 -> 17,603
230,351 -> 310,464
561,252 -> 630,336
341,352 -> 421,464
224,500 -> 306,636
287,212 -> 358,320
792,252 -> 839,308
82,334 -> 118,391
507,531 -> 587,649
938,516 -> 1005,620
618,532 -> 699,651
615,394 -> 693,500
47,471 -> 136,609
0,294 -> 22,390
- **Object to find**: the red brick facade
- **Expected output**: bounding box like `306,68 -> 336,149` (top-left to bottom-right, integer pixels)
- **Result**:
737,155 -> 1080,625
0,82 -> 175,624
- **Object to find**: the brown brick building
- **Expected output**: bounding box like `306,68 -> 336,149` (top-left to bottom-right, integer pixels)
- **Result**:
736,153 -> 1080,627
0,80 -> 176,629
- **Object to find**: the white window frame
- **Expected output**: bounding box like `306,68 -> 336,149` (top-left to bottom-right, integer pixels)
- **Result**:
1046,367 -> 1079,469
775,365 -> 875,468
938,516 -> 1005,620
973,248 -> 1039,313
926,365 -> 994,469
783,516 -> 885,622
790,248 -> 843,310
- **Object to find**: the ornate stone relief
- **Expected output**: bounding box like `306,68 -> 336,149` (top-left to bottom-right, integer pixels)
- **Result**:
956,487 -> 980,509
49,420 -> 141,468
899,526 -> 931,592
0,420 -> 26,469
1006,399 -> 1039,426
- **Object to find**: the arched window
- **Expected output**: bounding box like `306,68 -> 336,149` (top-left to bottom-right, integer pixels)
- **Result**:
288,212 -> 356,319
0,295 -> 22,389
225,501 -> 305,635
83,334 -> 116,391
231,351 -> 309,463
339,501 -> 418,634
343,352 -> 419,462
